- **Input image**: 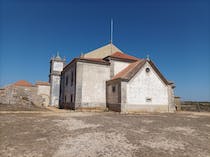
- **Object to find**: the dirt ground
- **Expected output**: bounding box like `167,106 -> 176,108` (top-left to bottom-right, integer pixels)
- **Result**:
0,110 -> 210,157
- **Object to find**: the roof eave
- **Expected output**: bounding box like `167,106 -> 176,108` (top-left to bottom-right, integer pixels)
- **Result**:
78,58 -> 110,65
103,56 -> 138,63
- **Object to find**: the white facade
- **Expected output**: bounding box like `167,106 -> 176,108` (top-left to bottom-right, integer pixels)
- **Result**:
127,62 -> 168,105
49,54 -> 65,107
79,62 -> 110,106
58,44 -> 175,112
112,60 -> 130,76
50,75 -> 61,106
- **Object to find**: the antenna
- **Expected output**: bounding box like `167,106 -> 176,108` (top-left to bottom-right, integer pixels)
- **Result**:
110,18 -> 113,43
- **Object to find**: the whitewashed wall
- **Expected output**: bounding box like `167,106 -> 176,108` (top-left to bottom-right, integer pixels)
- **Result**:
127,62 -> 168,105
112,60 -> 130,76
50,75 -> 61,106
81,62 -> 110,106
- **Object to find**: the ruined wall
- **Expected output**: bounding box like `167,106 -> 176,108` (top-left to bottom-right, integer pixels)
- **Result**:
181,101 -> 210,112
37,85 -> 50,106
174,97 -> 181,111
0,86 -> 43,107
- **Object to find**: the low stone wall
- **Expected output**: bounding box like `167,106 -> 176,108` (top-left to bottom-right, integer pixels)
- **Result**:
0,85 -> 44,107
181,101 -> 210,112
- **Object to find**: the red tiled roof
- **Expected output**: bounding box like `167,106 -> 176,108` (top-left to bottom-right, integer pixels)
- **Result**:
13,80 -> 33,87
105,52 -> 139,61
111,60 -> 146,81
35,81 -> 50,86
110,59 -> 170,85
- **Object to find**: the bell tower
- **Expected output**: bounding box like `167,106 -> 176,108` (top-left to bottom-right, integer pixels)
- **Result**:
49,52 -> 65,107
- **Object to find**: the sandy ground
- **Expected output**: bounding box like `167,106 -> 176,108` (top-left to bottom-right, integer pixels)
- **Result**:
0,111 -> 210,157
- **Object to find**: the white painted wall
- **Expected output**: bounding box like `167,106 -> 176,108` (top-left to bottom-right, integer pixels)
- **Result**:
127,62 -> 168,105
53,62 -> 64,71
81,62 -> 110,104
113,60 -> 130,75
50,75 -> 61,106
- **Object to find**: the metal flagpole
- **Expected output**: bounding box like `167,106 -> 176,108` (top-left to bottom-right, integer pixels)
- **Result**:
111,18 -> 113,44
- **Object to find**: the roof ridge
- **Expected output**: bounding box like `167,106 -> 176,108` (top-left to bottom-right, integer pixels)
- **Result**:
122,60 -> 141,76
104,51 -> 139,61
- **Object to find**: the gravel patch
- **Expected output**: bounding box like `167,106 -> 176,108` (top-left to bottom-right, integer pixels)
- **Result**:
163,126 -> 196,135
53,132 -> 138,157
53,118 -> 101,131
140,136 -> 186,152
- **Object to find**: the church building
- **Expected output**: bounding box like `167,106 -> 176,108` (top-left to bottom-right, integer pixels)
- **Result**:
49,43 -> 175,113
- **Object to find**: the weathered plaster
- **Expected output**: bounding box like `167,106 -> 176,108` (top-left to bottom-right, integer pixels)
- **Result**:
49,58 -> 65,107
127,62 -> 169,106
37,85 -> 50,106
79,62 -> 110,108
110,60 -> 130,78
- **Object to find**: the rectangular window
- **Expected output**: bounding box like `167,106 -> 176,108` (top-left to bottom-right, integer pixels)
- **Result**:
146,97 -> 152,102
65,76 -> 68,86
64,96 -> 66,103
112,86 -> 116,93
70,94 -> 73,103
71,71 -> 74,86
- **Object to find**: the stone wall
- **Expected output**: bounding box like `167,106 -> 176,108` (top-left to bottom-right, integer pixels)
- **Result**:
181,101 -> 210,112
174,97 -> 181,111
0,85 -> 44,107
37,85 -> 50,106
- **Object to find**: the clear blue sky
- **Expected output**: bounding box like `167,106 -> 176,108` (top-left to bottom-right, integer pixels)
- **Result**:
0,0 -> 209,101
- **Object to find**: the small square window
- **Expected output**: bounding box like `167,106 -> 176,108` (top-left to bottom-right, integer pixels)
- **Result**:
146,97 -> 152,102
